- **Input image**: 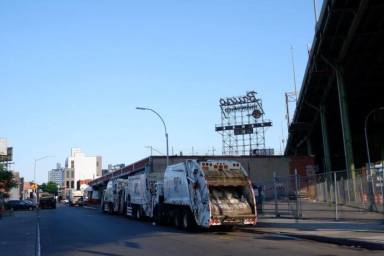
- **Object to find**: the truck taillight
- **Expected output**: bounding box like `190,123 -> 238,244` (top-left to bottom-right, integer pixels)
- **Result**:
243,218 -> 256,225
209,217 -> 221,226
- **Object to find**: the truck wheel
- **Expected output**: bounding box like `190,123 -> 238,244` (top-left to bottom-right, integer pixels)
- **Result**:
101,203 -> 105,213
181,209 -> 195,230
173,209 -> 181,228
135,206 -> 141,220
154,205 -> 165,225
181,210 -> 190,230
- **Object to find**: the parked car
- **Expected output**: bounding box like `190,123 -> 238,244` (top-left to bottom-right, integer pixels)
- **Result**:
5,200 -> 36,211
23,199 -> 37,207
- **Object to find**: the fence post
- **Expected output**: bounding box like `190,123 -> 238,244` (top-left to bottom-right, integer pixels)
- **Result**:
360,178 -> 364,205
369,171 -> 377,212
346,177 -> 351,204
273,172 -> 279,217
334,171 -> 339,221
324,177 -> 329,202
294,169 -> 301,219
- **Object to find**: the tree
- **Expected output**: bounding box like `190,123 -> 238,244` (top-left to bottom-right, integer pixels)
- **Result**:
39,182 -> 58,195
0,163 -> 17,198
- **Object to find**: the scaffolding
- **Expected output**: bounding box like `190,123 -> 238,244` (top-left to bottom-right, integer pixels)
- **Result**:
215,91 -> 272,156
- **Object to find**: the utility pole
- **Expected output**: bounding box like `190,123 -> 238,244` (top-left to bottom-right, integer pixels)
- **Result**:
313,0 -> 318,25
290,46 -> 298,102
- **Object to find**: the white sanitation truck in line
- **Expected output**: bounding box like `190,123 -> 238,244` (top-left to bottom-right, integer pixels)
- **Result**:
102,179 -> 128,214
69,190 -> 84,207
125,173 -> 157,219
153,160 -> 257,229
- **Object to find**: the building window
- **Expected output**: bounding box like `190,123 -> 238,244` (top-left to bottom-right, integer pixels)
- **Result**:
71,171 -> 74,178
66,181 -> 69,188
71,181 -> 74,189
66,171 -> 69,178
71,160 -> 74,169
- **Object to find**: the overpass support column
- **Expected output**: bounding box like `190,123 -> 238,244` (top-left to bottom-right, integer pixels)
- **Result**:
319,105 -> 332,174
335,69 -> 356,199
306,138 -> 313,155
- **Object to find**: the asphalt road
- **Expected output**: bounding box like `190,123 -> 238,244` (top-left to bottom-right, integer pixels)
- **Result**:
1,204 -> 382,256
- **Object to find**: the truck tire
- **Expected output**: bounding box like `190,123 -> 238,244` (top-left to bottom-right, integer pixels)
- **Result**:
181,208 -> 195,230
173,209 -> 181,228
135,206 -> 141,220
154,205 -> 165,225
181,209 -> 190,230
101,203 -> 106,213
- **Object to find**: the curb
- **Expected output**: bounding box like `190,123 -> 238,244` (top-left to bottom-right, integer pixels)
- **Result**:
238,228 -> 384,250
286,233 -> 384,250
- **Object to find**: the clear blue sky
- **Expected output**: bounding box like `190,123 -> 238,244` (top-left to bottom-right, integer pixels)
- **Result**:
1,0 -> 323,184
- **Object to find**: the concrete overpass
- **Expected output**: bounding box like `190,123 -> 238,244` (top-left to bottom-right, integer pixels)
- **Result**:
286,0 -> 384,179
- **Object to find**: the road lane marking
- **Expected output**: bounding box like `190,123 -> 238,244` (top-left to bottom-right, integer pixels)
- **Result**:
36,209 -> 41,256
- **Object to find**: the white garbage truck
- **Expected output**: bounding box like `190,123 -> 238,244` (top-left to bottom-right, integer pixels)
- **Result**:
102,179 -> 128,214
153,159 -> 257,229
125,173 -> 158,219
69,190 -> 84,207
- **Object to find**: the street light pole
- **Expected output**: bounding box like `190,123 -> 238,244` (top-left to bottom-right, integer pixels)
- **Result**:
34,155 -> 55,184
136,107 -> 169,167
364,107 -> 384,211
33,155 -> 54,203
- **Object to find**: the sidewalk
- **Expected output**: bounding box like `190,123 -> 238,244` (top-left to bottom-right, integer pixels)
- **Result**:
241,217 -> 384,250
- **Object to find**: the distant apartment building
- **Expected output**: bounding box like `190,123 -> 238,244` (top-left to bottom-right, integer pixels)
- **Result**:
65,148 -> 102,191
64,167 -> 75,190
48,163 -> 64,186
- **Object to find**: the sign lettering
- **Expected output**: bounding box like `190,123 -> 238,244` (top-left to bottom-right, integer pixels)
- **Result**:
219,91 -> 257,107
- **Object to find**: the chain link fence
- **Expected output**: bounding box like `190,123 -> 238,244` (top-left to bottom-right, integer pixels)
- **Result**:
256,167 -> 384,221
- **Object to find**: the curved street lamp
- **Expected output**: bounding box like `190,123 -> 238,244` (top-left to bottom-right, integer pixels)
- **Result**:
136,107 -> 169,167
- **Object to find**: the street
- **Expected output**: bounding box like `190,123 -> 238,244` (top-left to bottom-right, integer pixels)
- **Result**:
1,205 -> 381,256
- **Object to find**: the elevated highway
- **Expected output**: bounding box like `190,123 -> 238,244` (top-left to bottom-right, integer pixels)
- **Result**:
286,0 -> 384,177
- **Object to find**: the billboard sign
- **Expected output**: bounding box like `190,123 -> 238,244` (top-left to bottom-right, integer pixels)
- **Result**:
0,138 -> 7,156
219,91 -> 263,118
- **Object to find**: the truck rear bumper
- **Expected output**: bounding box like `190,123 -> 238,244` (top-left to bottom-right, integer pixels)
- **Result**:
209,215 -> 257,226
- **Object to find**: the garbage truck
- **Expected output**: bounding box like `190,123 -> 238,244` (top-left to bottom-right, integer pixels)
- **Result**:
125,173 -> 158,219
69,190 -> 84,207
39,192 -> 56,209
153,160 -> 257,229
102,179 -> 128,214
